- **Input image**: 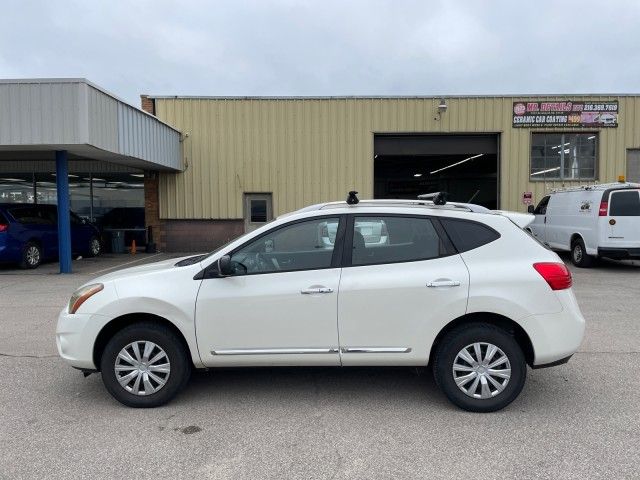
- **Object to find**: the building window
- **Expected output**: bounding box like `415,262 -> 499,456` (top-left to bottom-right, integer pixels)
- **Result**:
530,133 -> 597,180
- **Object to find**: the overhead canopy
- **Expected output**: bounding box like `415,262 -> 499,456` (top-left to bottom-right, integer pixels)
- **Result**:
0,78 -> 182,171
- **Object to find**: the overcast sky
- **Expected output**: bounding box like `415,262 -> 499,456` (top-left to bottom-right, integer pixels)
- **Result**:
1,0 -> 638,107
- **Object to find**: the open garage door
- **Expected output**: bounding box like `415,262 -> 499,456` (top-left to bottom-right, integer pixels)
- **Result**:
374,134 -> 499,209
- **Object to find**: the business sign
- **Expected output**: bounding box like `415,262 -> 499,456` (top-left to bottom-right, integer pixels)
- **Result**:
512,100 -> 618,128
522,192 -> 533,205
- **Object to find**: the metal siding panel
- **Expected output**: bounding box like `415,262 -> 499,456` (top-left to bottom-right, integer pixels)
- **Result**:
154,95 -> 640,219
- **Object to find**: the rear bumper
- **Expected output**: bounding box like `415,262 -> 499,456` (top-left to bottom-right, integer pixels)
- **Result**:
522,289 -> 585,367
598,247 -> 640,259
531,354 -> 573,369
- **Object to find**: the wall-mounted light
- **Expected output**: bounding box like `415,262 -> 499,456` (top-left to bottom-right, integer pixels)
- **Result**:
438,98 -> 447,113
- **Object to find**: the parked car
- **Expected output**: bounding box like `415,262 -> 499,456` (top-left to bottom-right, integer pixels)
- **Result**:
0,204 -> 101,269
56,196 -> 585,412
528,182 -> 640,267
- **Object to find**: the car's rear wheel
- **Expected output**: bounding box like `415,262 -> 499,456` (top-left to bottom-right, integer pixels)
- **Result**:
100,322 -> 191,408
433,323 -> 526,412
20,241 -> 42,269
87,236 -> 101,257
571,238 -> 593,268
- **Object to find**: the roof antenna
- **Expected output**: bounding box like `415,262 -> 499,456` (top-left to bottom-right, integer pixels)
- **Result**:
346,191 -> 359,205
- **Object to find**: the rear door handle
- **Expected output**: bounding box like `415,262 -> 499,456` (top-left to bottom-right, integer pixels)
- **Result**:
426,280 -> 461,288
301,287 -> 333,294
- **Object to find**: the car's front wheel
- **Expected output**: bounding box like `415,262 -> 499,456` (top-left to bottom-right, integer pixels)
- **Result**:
433,323 -> 526,412
100,322 -> 191,407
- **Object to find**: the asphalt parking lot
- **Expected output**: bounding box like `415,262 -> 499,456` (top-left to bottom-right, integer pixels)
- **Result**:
0,254 -> 638,479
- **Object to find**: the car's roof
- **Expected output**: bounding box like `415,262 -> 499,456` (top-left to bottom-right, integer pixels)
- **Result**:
550,182 -> 640,194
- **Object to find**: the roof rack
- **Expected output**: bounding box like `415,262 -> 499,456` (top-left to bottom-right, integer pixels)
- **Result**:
550,181 -> 640,193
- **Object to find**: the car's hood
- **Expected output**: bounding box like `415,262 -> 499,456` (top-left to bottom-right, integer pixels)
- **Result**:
92,254 -> 202,284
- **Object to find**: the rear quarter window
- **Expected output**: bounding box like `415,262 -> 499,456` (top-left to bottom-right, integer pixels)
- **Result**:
440,218 -> 500,253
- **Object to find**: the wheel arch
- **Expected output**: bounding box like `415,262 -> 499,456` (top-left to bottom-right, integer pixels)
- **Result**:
570,232 -> 585,247
428,312 -> 535,367
92,313 -> 194,371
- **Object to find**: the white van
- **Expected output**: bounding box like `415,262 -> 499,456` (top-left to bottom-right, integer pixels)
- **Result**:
528,182 -> 640,267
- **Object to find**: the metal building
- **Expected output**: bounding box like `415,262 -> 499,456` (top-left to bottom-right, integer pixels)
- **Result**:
0,79 -> 181,271
142,94 -> 640,251
3,79 -> 640,256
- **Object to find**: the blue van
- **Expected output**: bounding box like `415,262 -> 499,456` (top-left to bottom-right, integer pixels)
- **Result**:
0,204 -> 101,269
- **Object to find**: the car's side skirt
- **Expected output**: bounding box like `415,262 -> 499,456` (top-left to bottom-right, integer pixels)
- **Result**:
210,347 -> 412,355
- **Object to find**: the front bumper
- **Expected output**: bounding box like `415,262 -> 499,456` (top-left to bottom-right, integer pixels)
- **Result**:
598,247 -> 640,259
56,310 -> 111,370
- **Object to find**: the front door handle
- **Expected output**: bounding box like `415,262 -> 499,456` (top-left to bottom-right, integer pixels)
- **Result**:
426,280 -> 461,288
301,286 -> 334,295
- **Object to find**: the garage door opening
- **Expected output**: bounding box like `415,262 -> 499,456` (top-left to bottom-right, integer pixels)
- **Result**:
374,134 -> 499,209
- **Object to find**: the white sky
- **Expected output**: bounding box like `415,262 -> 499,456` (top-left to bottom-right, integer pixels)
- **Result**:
1,0 -> 638,107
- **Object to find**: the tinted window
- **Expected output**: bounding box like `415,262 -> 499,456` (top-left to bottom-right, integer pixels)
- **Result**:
609,191 -> 640,216
250,200 -> 268,223
351,216 -> 443,266
440,218 -> 500,252
230,217 -> 340,274
8,207 -> 54,225
0,211 -> 7,225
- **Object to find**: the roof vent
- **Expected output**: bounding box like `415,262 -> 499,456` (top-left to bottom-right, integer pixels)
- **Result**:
346,191 -> 359,205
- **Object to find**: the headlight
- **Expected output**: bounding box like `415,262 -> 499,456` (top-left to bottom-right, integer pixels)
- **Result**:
68,283 -> 104,314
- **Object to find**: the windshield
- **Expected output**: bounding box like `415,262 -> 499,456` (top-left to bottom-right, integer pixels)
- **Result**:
200,238 -> 237,261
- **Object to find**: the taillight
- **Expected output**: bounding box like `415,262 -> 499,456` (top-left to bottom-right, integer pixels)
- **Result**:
599,201 -> 608,216
0,223 -> 8,233
533,262 -> 572,290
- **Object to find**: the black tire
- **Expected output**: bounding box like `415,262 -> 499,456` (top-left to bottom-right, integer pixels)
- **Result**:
433,323 -> 527,413
571,238 -> 593,268
20,241 -> 42,269
86,236 -> 101,257
100,322 -> 191,408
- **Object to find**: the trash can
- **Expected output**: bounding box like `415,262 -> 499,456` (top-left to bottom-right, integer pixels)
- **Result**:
110,230 -> 125,254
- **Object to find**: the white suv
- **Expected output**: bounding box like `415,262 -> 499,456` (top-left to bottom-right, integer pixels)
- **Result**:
56,197 -> 585,412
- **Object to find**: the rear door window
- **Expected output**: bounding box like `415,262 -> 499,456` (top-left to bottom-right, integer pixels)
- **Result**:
440,218 -> 500,253
8,207 -> 53,225
609,190 -> 640,216
350,216 -> 445,266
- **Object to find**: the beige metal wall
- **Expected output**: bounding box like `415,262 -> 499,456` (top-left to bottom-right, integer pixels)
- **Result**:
153,96 -> 640,219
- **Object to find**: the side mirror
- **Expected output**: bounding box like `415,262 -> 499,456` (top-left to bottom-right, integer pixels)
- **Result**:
216,255 -> 233,276
527,205 -> 535,214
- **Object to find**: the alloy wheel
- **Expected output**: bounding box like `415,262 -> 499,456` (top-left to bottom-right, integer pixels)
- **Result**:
573,244 -> 583,263
26,245 -> 40,266
114,341 -> 171,396
452,342 -> 511,399
91,238 -> 101,256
